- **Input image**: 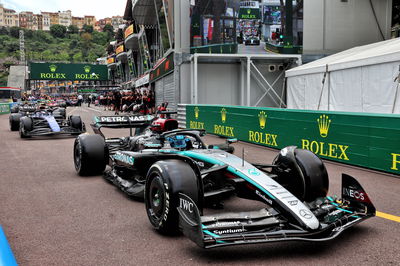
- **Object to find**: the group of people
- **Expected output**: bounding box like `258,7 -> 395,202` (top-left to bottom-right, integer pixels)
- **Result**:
97,89 -> 156,115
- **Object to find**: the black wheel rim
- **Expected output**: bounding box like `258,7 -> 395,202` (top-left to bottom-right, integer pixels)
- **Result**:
148,175 -> 164,221
74,142 -> 81,170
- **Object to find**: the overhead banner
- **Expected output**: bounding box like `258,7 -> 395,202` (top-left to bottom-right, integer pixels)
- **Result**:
186,105 -> 400,175
239,8 -> 261,19
29,63 -> 109,81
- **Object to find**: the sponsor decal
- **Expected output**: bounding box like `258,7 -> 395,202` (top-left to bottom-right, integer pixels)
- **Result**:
248,111 -> 278,147
84,65 -> 91,73
162,183 -> 170,222
179,198 -> 194,213
116,45 -> 124,55
343,187 -> 370,203
107,57 -> 115,64
207,221 -> 241,228
301,115 -> 349,161
214,125 -> 235,137
258,111 -> 267,129
189,121 -> 204,129
391,153 -> 400,170
212,228 -> 247,235
299,209 -> 313,219
99,115 -> 152,123
124,24 -> 134,38
221,108 -> 227,123
255,190 -> 273,205
49,64 -> 57,72
112,152 -> 135,165
248,168 -> 260,176
288,200 -> 298,206
318,114 -> 331,138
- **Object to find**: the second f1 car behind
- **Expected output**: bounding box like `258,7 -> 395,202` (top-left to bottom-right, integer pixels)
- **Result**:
74,128 -> 375,249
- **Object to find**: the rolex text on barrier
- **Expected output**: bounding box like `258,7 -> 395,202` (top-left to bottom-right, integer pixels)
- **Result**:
186,105 -> 400,175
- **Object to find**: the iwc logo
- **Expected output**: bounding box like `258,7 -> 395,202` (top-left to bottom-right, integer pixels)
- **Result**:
221,108 -> 227,123
258,111 -> 267,129
194,106 -> 199,120
49,64 -> 57,72
317,114 -> 331,138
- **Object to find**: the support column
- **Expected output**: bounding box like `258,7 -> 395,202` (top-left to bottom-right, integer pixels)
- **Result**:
246,57 -> 251,106
194,55 -> 198,104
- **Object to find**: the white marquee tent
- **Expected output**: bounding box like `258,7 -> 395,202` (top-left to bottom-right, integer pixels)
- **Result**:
286,38 -> 400,113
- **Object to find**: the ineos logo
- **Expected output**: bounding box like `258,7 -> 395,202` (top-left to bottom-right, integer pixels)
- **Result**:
179,198 -> 194,213
299,209 -> 313,219
343,188 -> 365,200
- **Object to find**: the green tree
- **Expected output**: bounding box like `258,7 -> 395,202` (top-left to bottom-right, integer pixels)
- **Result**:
72,52 -> 83,62
82,24 -> 94,33
92,31 -> 107,45
50,24 -> 67,38
80,32 -> 93,53
103,24 -> 114,40
68,25 -> 79,34
86,51 -> 98,63
9,26 -> 20,38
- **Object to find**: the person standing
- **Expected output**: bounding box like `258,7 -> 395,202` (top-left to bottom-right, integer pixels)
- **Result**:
88,94 -> 92,107
77,94 -> 83,106
113,90 -> 122,115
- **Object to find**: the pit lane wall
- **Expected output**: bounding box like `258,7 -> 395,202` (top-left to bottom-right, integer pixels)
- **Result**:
0,103 -> 11,114
186,105 -> 400,175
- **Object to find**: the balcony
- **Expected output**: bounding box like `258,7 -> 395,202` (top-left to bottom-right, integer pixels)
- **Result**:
116,44 -> 128,63
132,0 -> 161,25
107,55 -> 117,69
124,24 -> 141,51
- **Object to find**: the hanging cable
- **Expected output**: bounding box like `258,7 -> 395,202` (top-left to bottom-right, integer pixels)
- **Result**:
317,64 -> 328,110
392,66 -> 400,113
369,0 -> 385,40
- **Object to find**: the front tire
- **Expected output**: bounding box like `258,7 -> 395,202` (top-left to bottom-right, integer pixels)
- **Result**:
145,160 -> 201,235
9,113 -> 22,131
19,117 -> 33,138
74,134 -> 107,176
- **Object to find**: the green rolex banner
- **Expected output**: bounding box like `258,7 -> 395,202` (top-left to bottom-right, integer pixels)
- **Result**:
29,63 -> 109,81
239,8 -> 261,19
186,104 -> 400,175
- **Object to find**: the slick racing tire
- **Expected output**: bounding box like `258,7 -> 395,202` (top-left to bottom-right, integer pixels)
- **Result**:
9,113 -> 22,131
70,116 -> 83,131
19,117 -> 33,138
53,108 -> 66,119
145,160 -> 201,235
272,146 -> 329,202
74,134 -> 108,176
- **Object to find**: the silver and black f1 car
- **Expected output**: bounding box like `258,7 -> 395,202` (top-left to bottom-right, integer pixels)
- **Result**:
19,109 -> 84,138
9,103 -> 66,131
74,128 -> 375,249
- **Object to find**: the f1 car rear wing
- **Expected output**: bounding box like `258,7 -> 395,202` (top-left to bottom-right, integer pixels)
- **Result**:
91,115 -> 154,137
177,174 -> 375,248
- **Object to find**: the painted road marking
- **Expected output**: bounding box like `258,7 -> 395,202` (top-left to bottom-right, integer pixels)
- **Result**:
376,211 -> 400,223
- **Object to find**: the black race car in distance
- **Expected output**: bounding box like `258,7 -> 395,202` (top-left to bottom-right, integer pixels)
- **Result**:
19,109 -> 84,138
74,128 -> 375,249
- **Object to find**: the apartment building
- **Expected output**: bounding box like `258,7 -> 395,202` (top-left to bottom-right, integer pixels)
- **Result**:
58,10 -> 72,27
84,15 -> 96,27
72,16 -> 84,30
41,12 -> 51,31
111,15 -> 124,31
0,4 -> 19,27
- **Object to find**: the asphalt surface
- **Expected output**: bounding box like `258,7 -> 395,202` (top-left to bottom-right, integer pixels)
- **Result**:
238,42 -> 269,54
0,105 -> 399,266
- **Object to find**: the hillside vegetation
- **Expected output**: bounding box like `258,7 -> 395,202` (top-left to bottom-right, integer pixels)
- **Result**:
0,24 -> 114,86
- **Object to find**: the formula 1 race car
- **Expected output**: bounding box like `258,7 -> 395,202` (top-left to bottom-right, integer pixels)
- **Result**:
74,128 -> 375,248
19,109 -> 84,138
9,103 -> 66,131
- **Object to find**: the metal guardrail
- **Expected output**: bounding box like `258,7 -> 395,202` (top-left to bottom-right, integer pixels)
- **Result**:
177,104 -> 187,129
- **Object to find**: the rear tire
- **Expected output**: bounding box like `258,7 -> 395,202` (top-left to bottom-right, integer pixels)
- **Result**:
74,134 -> 108,176
145,160 -> 201,235
9,113 -> 22,131
19,117 -> 33,138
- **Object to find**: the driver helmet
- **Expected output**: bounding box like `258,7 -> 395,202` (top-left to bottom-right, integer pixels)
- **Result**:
168,135 -> 190,150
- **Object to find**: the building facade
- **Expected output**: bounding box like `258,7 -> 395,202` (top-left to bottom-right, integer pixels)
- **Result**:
58,10 -> 72,27
111,15 -> 124,31
84,15 -> 96,27
49,12 -> 59,26
0,5 -> 19,27
41,12 -> 51,31
72,16 -> 85,30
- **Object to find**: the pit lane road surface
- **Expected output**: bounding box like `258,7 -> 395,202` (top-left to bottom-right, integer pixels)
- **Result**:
0,106 -> 399,265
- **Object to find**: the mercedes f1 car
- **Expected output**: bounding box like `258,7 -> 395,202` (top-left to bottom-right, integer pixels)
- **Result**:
19,108 -> 84,138
74,128 -> 375,249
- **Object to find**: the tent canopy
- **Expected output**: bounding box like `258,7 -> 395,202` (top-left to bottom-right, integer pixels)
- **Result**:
286,38 -> 400,77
